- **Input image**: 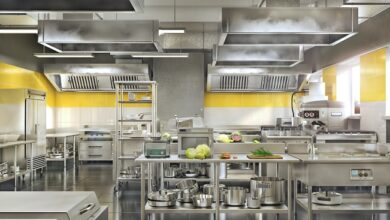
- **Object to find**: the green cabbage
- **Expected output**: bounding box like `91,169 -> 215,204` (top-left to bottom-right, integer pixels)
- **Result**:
217,134 -> 233,143
196,144 -> 211,158
185,148 -> 197,159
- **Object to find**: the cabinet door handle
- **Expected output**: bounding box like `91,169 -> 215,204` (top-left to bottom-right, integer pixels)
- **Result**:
88,146 -> 103,148
89,154 -> 103,157
79,203 -> 95,215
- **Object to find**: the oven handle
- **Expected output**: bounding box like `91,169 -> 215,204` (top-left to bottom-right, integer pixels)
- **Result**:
79,203 -> 95,215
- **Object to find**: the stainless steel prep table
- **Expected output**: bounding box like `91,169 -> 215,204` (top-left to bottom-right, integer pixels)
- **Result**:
291,153 -> 390,220
0,191 -> 108,220
0,140 -> 35,191
46,132 -> 79,190
136,153 -> 300,220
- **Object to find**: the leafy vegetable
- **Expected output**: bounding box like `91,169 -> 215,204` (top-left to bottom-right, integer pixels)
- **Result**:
217,134 -> 233,143
251,148 -> 273,156
185,144 -> 211,159
196,144 -> 211,157
185,148 -> 197,159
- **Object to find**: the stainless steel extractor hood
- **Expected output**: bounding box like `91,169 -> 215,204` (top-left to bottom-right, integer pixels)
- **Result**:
220,7 -> 358,46
0,0 -> 144,12
344,0 -> 390,4
44,64 -> 150,92
207,65 -> 306,92
38,20 -> 161,53
212,45 -> 303,67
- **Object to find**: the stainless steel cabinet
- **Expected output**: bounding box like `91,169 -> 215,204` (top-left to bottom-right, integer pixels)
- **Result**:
79,141 -> 113,161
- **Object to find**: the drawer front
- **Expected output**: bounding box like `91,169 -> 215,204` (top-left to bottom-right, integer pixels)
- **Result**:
79,141 -> 112,154
79,150 -> 113,161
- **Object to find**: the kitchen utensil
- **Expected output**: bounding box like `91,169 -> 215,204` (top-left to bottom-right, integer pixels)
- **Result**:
144,140 -> 170,158
312,191 -> 343,206
147,189 -> 179,202
223,186 -> 247,206
246,193 -> 261,209
164,167 -> 179,178
203,184 -> 226,202
50,153 -> 63,159
192,194 -> 213,208
185,171 -> 199,178
176,179 -> 198,191
133,166 -> 141,178
147,200 -> 176,207
179,187 -> 198,203
250,177 -> 285,205
197,164 -> 209,176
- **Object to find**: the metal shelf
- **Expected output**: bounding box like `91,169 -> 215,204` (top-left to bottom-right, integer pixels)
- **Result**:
119,100 -> 152,104
220,204 -> 288,214
118,156 -> 137,160
46,156 -> 75,161
118,119 -> 152,122
296,194 -> 390,214
0,170 -> 29,184
163,177 -> 211,182
145,202 -> 216,214
117,176 -> 141,181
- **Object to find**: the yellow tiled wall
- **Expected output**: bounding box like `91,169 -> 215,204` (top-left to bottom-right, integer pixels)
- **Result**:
322,66 -> 337,101
204,92 -> 292,107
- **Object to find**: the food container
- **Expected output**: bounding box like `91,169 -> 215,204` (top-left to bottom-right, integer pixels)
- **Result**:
192,194 -> 213,208
164,167 -> 179,178
223,186 -> 247,206
203,184 -> 226,202
246,193 -> 261,209
176,179 -> 198,191
147,189 -> 179,202
312,191 -> 343,206
185,172 -> 199,178
179,187 -> 198,203
250,177 -> 285,205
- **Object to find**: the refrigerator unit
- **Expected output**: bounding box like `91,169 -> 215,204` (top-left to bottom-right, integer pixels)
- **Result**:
0,89 -> 47,171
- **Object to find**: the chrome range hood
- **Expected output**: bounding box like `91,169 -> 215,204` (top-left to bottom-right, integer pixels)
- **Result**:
0,0 -> 144,12
38,20 -> 161,53
220,7 -> 358,46
44,64 -> 150,92
207,65 -> 306,92
212,45 -> 303,67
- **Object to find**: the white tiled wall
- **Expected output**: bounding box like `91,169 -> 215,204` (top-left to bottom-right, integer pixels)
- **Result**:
360,101 -> 386,143
55,107 -> 151,128
204,107 -> 292,127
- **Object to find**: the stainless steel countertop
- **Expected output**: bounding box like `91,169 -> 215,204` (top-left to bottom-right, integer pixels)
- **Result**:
291,153 -> 390,164
136,154 -> 300,163
46,132 -> 79,138
0,140 -> 35,149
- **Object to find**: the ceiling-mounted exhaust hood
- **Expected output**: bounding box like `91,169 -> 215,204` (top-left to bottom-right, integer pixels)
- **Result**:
207,65 -> 306,92
220,7 -> 358,46
212,45 -> 303,67
44,64 -> 150,92
0,0 -> 144,12
38,20 -> 161,53
344,0 -> 390,4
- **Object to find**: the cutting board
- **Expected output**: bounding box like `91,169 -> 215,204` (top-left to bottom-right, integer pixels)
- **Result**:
247,154 -> 283,159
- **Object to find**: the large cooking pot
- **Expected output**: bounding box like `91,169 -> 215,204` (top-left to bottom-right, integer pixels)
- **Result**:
147,189 -> 178,202
176,179 -> 198,191
203,184 -> 225,202
250,177 -> 285,205
223,186 -> 247,206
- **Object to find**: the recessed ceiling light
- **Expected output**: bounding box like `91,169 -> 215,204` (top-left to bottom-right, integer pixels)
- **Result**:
111,52 -> 189,58
34,53 -> 95,58
158,27 -> 186,36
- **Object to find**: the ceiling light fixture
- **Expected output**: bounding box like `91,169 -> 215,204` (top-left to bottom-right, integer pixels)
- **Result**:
158,0 -> 186,35
0,26 -> 38,34
34,53 -> 95,58
111,52 -> 189,58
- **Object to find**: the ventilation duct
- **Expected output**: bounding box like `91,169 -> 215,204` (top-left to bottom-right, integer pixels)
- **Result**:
38,20 -> 161,53
212,45 -> 303,67
220,7 -> 358,46
207,65 -> 306,92
44,64 -> 150,92
0,0 -> 144,12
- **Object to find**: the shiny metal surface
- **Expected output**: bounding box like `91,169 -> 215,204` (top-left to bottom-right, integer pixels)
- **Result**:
250,177 -> 286,205
220,7 -> 358,46
192,194 -> 213,208
315,130 -> 378,144
212,45 -> 304,67
44,63 -> 150,92
203,184 -> 226,202
207,65 -> 306,92
223,186 -> 247,206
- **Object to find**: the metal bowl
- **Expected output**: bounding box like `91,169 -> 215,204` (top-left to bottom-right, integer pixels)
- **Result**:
176,179 -> 198,190
192,194 -> 213,208
148,200 -> 176,207
147,189 -> 178,202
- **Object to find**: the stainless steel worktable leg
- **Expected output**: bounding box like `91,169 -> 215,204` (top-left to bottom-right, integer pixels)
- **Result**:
63,137 -> 67,190
14,145 -> 17,191
30,143 -> 34,190
308,186 -> 313,220
294,179 -> 298,220
141,163 -> 146,220
288,164 -> 292,220
215,162 -> 220,220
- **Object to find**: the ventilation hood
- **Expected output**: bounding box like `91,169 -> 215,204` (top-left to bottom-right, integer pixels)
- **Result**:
207,65 -> 306,92
0,0 -> 144,12
220,7 -> 358,46
38,20 -> 161,53
212,45 -> 303,67
44,64 -> 150,92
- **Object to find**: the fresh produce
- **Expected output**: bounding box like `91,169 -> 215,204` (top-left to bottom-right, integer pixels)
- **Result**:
196,144 -> 211,158
217,134 -> 233,143
230,131 -> 242,142
161,132 -> 171,141
185,144 -> 211,159
185,148 -> 197,159
220,152 -> 231,159
253,138 -> 261,144
251,148 -> 273,156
